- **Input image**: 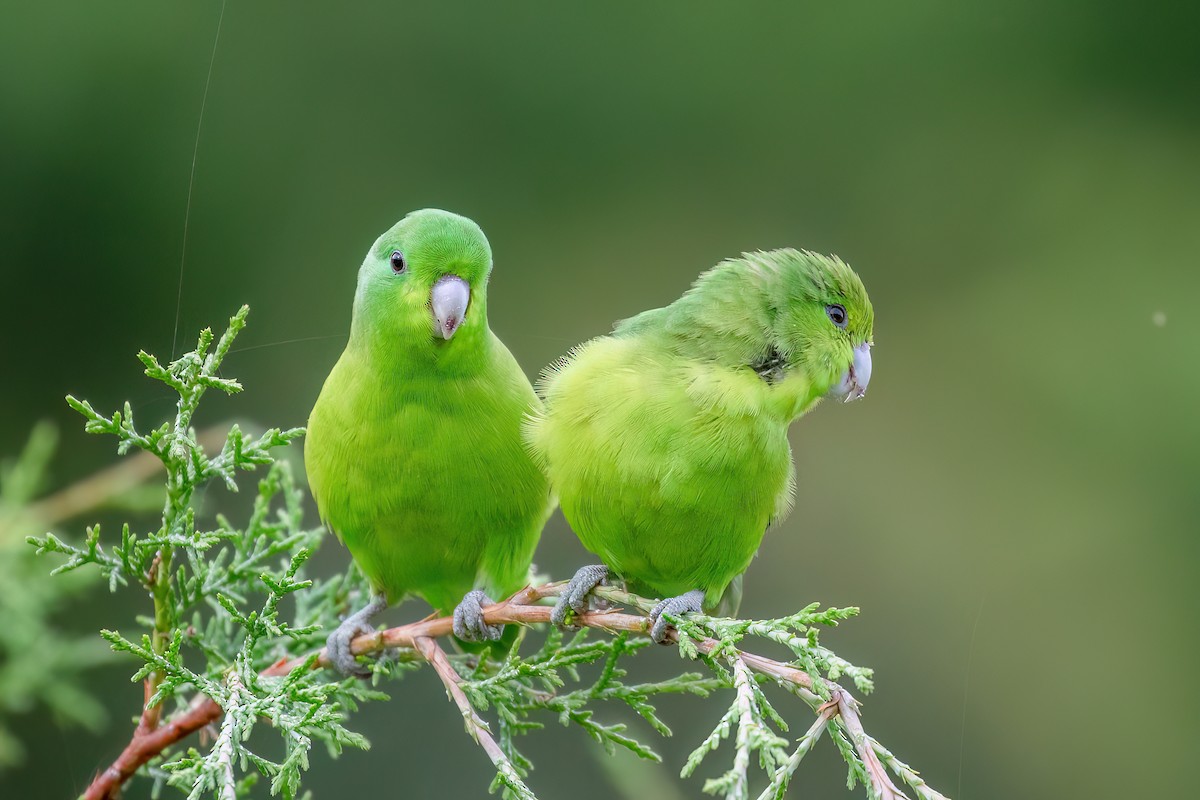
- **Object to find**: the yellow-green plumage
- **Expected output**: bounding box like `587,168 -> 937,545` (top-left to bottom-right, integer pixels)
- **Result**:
526,250 -> 873,613
306,210 -> 553,623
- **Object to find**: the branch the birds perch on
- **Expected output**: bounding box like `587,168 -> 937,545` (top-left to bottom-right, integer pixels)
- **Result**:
83,581 -> 946,800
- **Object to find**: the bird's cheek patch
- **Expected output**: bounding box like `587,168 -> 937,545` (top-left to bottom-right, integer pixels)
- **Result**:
751,346 -> 788,385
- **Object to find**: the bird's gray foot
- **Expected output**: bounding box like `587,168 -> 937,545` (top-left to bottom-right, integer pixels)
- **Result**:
648,589 -> 705,644
326,593 -> 388,677
453,589 -> 503,642
551,564 -> 609,628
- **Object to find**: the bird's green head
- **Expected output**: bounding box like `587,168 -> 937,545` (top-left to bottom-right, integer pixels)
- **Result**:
763,249 -> 874,402
351,208 -> 492,348
616,248 -> 874,404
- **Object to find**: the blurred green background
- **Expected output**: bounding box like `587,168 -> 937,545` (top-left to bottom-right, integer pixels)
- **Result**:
2,1 -> 1197,798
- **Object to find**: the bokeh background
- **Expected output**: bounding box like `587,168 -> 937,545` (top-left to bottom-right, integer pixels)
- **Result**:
2,2 -> 1197,798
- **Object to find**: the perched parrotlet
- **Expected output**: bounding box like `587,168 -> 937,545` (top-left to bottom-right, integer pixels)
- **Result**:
525,249 -> 873,642
306,209 -> 554,674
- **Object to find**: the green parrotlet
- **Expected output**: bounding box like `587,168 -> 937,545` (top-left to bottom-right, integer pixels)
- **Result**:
525,249 -> 873,642
306,209 -> 554,674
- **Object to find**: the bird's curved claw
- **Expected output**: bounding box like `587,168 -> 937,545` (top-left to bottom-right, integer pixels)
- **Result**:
326,593 -> 389,677
551,564 -> 609,629
647,589 -> 705,644
453,589 -> 503,642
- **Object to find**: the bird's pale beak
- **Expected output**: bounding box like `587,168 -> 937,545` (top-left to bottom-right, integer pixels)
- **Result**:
431,275 -> 470,340
830,343 -> 873,402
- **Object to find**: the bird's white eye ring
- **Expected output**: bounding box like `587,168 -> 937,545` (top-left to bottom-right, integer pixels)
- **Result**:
390,250 -> 407,274
826,304 -> 848,329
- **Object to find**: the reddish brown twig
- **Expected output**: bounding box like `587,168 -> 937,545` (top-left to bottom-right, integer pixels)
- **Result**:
84,656 -> 297,800
83,583 -> 930,800
414,636 -> 534,793
87,696 -> 218,799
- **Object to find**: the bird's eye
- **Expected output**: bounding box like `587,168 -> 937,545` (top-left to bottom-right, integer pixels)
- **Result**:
390,250 -> 407,274
826,304 -> 848,329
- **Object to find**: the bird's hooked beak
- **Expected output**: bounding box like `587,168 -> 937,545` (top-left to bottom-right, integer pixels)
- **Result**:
830,343 -> 873,403
431,275 -> 470,340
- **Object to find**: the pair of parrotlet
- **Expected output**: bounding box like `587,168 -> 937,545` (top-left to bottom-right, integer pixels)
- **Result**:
305,209 -> 873,675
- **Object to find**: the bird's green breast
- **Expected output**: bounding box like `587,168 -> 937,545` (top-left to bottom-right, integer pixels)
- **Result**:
306,335 -> 551,613
532,336 -> 810,607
